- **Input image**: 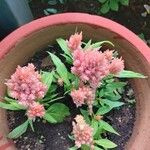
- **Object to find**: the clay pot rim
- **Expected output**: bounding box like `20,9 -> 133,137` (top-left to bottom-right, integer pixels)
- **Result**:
0,13 -> 150,150
0,13 -> 150,61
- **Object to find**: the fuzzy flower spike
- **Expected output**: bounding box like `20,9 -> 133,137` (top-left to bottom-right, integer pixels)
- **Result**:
71,49 -> 110,88
103,50 -> 124,74
6,63 -> 47,107
27,102 -> 45,119
70,86 -> 95,114
67,32 -> 82,51
109,57 -> 124,75
72,115 -> 94,149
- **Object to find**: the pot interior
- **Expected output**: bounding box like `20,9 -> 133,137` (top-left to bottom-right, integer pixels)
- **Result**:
0,23 -> 150,150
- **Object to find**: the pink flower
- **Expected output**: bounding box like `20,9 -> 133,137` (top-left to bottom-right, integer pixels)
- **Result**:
71,49 -> 109,88
72,115 -> 93,148
70,86 -> 94,107
67,32 -> 82,51
70,88 -> 85,107
104,50 -> 114,61
27,102 -> 45,119
6,63 -> 47,106
109,58 -> 124,75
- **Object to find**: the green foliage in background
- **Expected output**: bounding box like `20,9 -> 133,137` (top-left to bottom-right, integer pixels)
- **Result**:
98,0 -> 129,14
28,0 -> 130,15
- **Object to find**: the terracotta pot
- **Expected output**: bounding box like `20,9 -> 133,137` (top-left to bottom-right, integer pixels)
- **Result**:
0,13 -> 150,150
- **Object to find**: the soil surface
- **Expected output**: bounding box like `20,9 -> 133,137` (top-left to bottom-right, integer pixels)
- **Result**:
106,84 -> 135,150
7,46 -> 135,150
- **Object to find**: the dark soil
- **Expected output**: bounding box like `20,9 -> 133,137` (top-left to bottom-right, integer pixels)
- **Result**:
7,45 -> 136,150
7,110 -> 75,150
106,84 -> 135,150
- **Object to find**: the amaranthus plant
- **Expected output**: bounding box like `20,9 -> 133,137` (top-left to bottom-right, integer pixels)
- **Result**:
48,32 -> 146,150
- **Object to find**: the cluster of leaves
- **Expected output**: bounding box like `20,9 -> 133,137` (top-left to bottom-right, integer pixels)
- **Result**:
28,0 -> 66,15
42,0 -> 66,15
98,0 -> 129,14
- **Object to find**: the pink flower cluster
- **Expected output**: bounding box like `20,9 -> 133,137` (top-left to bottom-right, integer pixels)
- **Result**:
109,57 -> 124,75
68,33 -> 124,88
27,102 -> 45,119
70,86 -> 94,107
70,86 -> 95,114
72,115 -> 93,148
104,49 -> 114,61
67,32 -> 82,51
71,49 -> 110,88
104,49 -> 124,74
68,32 -> 124,114
6,63 -> 47,107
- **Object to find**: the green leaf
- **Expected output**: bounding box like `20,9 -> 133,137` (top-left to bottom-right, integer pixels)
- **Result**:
41,71 -> 54,90
29,120 -> 34,132
99,120 -> 119,135
105,78 -> 115,84
120,0 -> 129,6
68,134 -> 75,140
94,146 -> 103,150
84,39 -> 92,49
116,70 -> 147,78
80,109 -> 91,124
44,103 -> 70,123
105,82 -> 126,91
106,82 -> 126,88
81,144 -> 90,150
138,33 -> 145,40
110,0 -> 119,11
56,38 -> 72,57
91,119 -> 99,135
11,102 -> 25,110
101,99 -> 124,108
43,96 -> 64,104
59,0 -> 65,4
96,105 -> 112,115
91,41 -> 114,48
43,112 -> 58,123
44,10 -> 50,15
0,101 -> 23,110
48,0 -> 57,5
4,97 -> 25,109
103,92 -> 121,101
61,54 -> 73,64
100,2 -> 110,14
45,8 -> 57,14
98,89 -> 105,97
48,52 -> 70,86
4,96 -> 14,102
8,120 -> 29,139
95,139 -> 117,148
69,146 -> 78,150
42,93 -> 59,102
73,76 -> 80,89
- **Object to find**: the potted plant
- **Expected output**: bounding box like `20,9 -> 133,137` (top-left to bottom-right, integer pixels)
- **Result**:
0,13 -> 150,150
